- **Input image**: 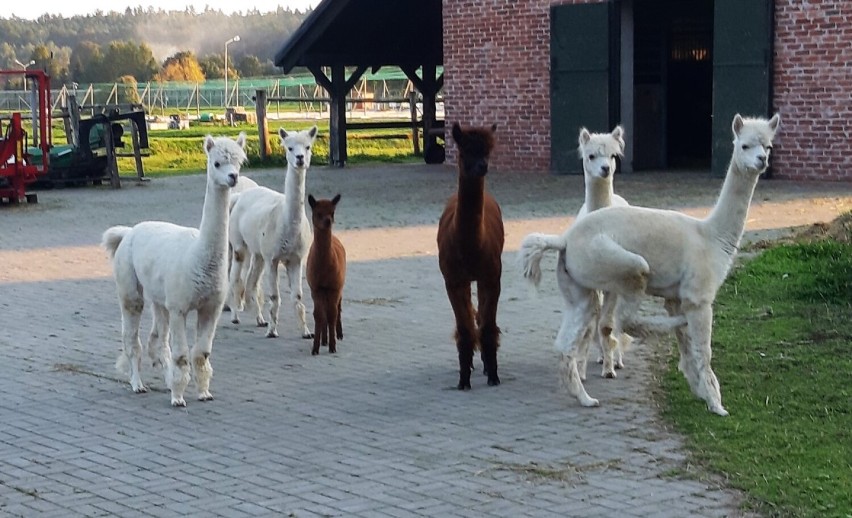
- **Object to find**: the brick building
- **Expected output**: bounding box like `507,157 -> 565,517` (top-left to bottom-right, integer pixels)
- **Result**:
442,0 -> 852,181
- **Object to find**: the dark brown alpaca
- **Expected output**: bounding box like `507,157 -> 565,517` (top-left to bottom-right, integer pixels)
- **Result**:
437,123 -> 503,390
306,194 -> 346,355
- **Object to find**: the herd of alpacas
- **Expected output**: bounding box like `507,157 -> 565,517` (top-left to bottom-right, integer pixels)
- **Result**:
102,113 -> 780,416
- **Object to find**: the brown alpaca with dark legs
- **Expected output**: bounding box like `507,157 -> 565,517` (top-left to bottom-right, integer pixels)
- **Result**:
306,194 -> 346,355
437,123 -> 504,390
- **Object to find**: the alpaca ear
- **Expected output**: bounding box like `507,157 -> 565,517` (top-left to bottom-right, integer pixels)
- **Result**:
451,122 -> 464,145
578,128 -> 591,147
204,135 -> 215,153
308,194 -> 316,209
768,113 -> 781,133
307,125 -> 318,141
612,125 -> 625,154
732,114 -> 744,137
332,194 -> 341,206
279,128 -> 289,141
236,132 -> 247,149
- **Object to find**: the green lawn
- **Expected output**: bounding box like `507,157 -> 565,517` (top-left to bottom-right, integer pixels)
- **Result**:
659,232 -> 852,517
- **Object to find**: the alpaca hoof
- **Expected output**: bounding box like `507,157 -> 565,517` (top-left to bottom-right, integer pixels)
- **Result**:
580,397 -> 600,408
197,392 -> 214,401
487,374 -> 501,386
222,304 -> 231,312
231,318 -> 240,325
602,370 -> 617,379
266,330 -> 278,338
596,356 -> 604,364
311,348 -> 319,356
457,382 -> 471,390
256,320 -> 268,327
709,404 -> 729,416
171,397 -> 186,407
329,346 -> 337,354
132,385 -> 148,394
302,332 -> 314,339
615,360 -> 625,370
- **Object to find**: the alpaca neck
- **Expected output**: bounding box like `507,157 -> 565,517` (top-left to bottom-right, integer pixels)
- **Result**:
584,175 -> 615,212
705,161 -> 760,256
195,179 -> 230,263
312,227 -> 333,253
284,164 -> 307,220
455,173 -> 485,242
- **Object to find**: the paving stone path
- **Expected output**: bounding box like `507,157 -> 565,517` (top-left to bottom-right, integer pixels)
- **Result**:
1,163 -> 849,517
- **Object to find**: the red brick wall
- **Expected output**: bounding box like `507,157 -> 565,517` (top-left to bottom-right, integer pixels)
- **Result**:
773,0 -> 852,181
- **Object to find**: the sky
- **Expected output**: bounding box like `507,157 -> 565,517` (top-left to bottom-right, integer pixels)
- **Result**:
11,0 -> 317,20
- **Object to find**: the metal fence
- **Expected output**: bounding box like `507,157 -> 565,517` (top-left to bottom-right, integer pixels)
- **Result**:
0,69 -> 428,117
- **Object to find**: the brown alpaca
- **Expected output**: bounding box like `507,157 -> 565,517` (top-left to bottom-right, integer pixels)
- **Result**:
437,123 -> 503,390
306,194 -> 346,355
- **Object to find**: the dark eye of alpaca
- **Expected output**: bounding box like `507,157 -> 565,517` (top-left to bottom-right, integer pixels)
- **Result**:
214,161 -> 220,168
288,147 -> 293,152
306,145 -> 311,151
588,154 -> 595,160
741,144 -> 750,150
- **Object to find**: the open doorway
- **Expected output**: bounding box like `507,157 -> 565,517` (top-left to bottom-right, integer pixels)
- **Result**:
632,0 -> 714,171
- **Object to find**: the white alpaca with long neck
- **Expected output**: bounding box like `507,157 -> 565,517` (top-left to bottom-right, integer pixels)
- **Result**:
571,126 -> 631,379
520,113 -> 780,416
102,133 -> 246,407
228,126 -> 317,338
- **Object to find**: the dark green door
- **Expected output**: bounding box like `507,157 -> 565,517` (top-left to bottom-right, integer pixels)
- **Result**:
711,0 -> 773,175
551,2 -> 616,174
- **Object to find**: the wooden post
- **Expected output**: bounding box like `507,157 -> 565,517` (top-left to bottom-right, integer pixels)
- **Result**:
330,64 -> 347,167
421,63 -> 438,156
409,91 -> 421,156
130,120 -> 146,181
67,95 -> 81,149
256,89 -> 269,161
103,122 -> 121,188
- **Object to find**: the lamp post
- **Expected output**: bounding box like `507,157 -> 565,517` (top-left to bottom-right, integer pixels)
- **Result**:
224,35 -> 240,108
15,59 -> 35,92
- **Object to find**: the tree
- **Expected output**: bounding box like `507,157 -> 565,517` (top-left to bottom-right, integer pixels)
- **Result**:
118,75 -> 141,104
157,51 -> 205,82
237,55 -> 263,78
198,54 -> 224,79
101,41 -> 159,83
69,41 -> 105,82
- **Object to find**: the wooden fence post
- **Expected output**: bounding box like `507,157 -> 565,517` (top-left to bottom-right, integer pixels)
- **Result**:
256,89 -> 269,161
409,91 -> 421,156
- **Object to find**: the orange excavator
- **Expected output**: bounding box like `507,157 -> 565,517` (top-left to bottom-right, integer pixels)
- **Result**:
0,69 -> 51,203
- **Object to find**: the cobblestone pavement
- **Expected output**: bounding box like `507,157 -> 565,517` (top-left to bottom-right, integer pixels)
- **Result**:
1,162 -> 850,517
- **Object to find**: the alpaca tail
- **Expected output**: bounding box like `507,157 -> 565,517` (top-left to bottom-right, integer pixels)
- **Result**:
518,232 -> 567,288
101,226 -> 132,259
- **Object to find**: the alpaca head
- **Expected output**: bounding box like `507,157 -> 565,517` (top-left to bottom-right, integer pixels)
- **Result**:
578,125 -> 624,180
279,126 -> 318,170
731,113 -> 780,175
452,122 -> 497,178
308,194 -> 341,232
204,132 -> 247,188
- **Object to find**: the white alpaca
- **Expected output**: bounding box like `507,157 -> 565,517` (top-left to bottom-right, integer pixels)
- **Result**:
571,125 -> 631,379
228,126 -> 317,338
102,133 -> 246,407
520,113 -> 780,416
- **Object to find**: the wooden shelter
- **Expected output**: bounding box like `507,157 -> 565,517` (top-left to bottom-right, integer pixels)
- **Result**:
273,0 -> 443,167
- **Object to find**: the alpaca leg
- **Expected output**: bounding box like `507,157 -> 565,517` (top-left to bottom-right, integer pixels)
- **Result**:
262,260 -> 283,338
598,291 -> 619,378
244,254 -> 267,327
311,292 -> 327,356
554,267 -> 599,407
166,311 -> 191,407
119,299 -> 146,394
228,247 -> 248,324
327,293 -> 340,354
192,305 -> 220,401
335,297 -> 343,340
286,261 -> 313,339
665,299 -> 699,394
147,303 -> 169,370
477,280 -> 501,387
556,252 -> 595,382
684,303 -> 727,416
445,282 -> 476,390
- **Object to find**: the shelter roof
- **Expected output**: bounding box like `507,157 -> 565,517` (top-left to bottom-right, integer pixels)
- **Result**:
273,0 -> 443,73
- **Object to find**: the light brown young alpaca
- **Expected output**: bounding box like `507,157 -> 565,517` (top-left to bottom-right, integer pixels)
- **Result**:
437,123 -> 503,390
306,194 -> 346,356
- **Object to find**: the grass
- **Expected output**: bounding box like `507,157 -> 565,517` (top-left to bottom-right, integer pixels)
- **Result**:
658,229 -> 852,517
46,119 -> 424,176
